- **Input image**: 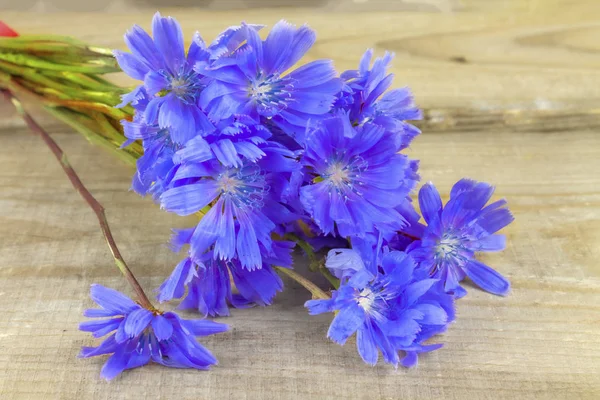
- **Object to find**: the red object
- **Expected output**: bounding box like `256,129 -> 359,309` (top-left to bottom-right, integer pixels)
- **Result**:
0,21 -> 19,37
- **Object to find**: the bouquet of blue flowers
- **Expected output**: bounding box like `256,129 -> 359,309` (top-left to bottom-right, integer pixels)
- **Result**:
0,14 -> 513,379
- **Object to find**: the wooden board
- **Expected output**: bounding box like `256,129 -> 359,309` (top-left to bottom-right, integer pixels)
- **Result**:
1,2 -> 599,399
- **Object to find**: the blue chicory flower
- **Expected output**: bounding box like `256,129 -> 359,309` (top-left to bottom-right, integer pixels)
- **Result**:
306,248 -> 454,367
79,284 -> 228,380
114,12 -> 216,144
158,240 -> 293,316
299,114 -> 418,238
160,143 -> 298,269
197,20 -> 342,145
337,49 -> 422,151
407,179 -> 514,298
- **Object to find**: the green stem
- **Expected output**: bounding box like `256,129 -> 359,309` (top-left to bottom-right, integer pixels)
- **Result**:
92,111 -> 143,156
44,70 -> 126,93
275,267 -> 329,300
287,233 -> 315,256
0,60 -> 127,119
0,52 -> 118,74
285,233 -> 318,268
0,34 -> 112,54
44,106 -> 137,166
320,267 -> 340,289
48,98 -> 130,120
284,233 -> 340,289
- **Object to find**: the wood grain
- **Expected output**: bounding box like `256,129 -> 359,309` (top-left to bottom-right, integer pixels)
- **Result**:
1,2 -> 600,399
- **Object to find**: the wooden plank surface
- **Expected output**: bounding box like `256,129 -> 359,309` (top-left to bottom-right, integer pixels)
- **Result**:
1,2 -> 600,399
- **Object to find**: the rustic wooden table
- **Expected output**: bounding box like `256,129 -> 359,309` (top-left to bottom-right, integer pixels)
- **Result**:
1,2 -> 599,399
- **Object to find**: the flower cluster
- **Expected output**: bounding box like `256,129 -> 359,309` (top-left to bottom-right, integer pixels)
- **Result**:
82,13 -> 515,374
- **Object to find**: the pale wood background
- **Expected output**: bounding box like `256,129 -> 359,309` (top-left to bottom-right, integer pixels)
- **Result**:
1,1 -> 600,399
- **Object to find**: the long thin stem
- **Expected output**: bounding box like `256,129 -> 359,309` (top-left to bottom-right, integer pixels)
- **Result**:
0,52 -> 118,74
284,233 -> 340,289
285,233 -> 318,265
275,267 -> 329,300
320,267 -> 340,290
2,89 -> 154,310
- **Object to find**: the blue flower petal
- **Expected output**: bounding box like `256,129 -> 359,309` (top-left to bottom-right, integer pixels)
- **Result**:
327,303 -> 365,345
144,70 -> 169,95
121,120 -> 151,141
418,183 -> 442,224
151,12 -> 185,74
123,308 -> 154,338
124,25 -> 164,71
125,341 -> 151,370
100,349 -> 131,381
235,211 -> 262,270
79,317 -> 124,338
90,284 -> 139,315
208,24 -> 263,59
450,178 -> 477,199
400,351 -> 418,368
116,85 -> 146,108
381,251 -> 415,288
213,199 -> 236,261
261,20 -> 296,75
151,314 -> 174,341
243,23 -> 264,67
79,334 -> 118,358
286,60 -> 337,88
144,96 -> 164,124
471,234 -> 506,252
372,324 -> 400,366
158,258 -> 195,302
462,181 -> 495,211
384,309 -> 422,340
83,308 -> 120,318
477,207 -> 514,235
403,279 -> 438,307
414,303 -> 448,326
173,136 -> 212,164
193,261 -> 231,317
230,263 -> 283,306
325,248 -> 366,280
157,95 -> 196,144
189,205 -> 222,261
160,181 -> 220,216
356,325 -> 378,365
169,227 -> 195,252
199,81 -> 242,108
463,259 -> 510,296
177,316 -> 229,336
305,299 -> 334,315
113,50 -> 149,81
114,319 -> 128,343
186,32 -> 209,64
365,73 -> 393,106
286,90 -> 336,114
300,184 -> 335,235
274,22 -> 316,74
347,268 -> 375,289
211,139 -> 242,168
